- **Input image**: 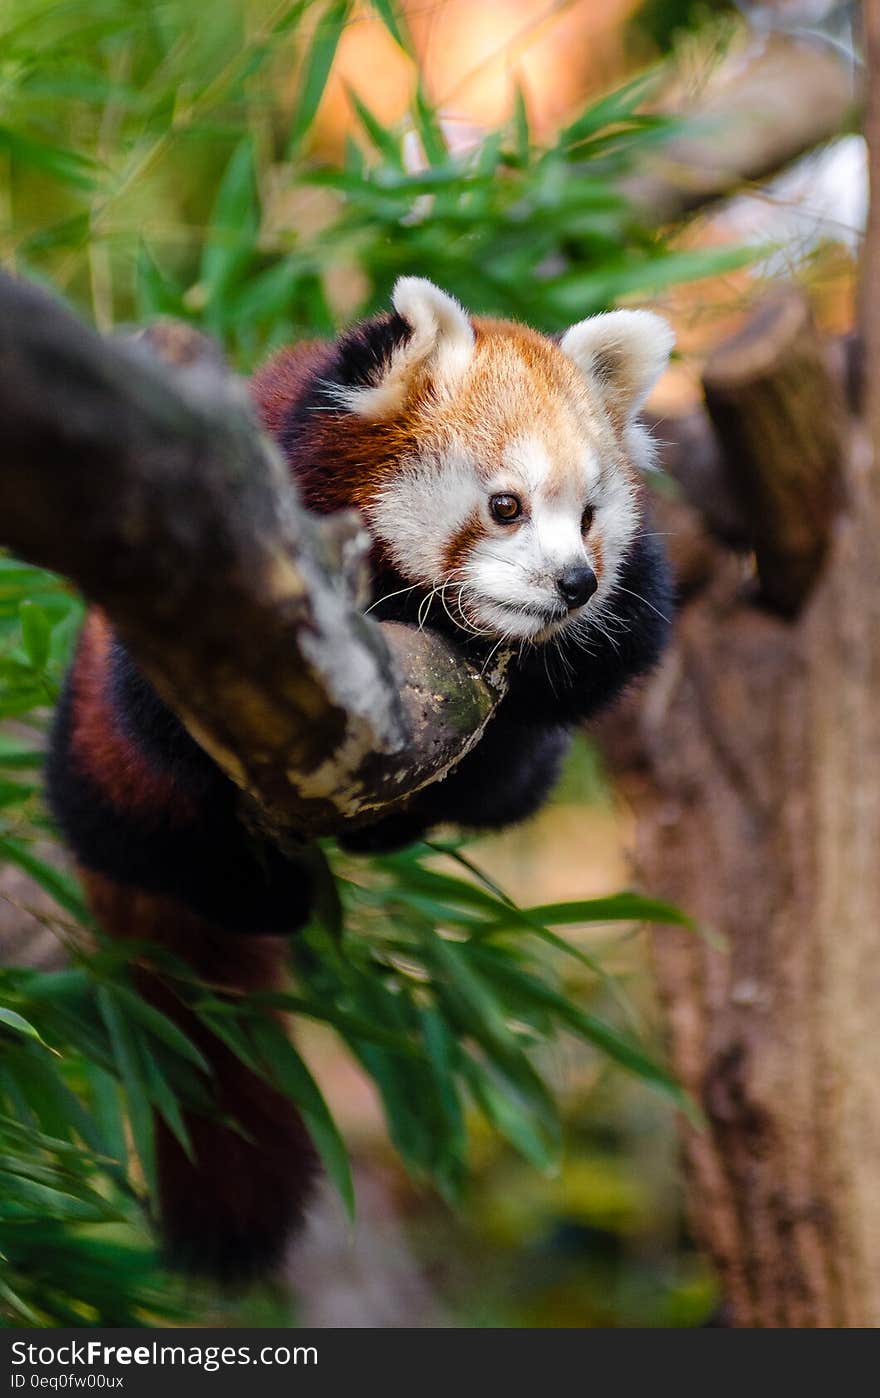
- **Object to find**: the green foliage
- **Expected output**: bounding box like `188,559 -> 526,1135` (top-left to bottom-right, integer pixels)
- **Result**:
632,0 -> 734,56
0,0 -> 731,1326
286,841 -> 697,1206
1,0 -> 750,364
0,557 -> 697,1325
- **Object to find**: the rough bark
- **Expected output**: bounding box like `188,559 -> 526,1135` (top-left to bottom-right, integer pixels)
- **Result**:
0,271 -> 505,840
702,291 -> 847,614
600,290 -> 880,1322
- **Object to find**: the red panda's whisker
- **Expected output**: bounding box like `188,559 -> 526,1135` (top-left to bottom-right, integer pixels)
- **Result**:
439,585 -> 464,634
364,581 -> 421,615
417,587 -> 441,631
449,582 -> 494,638
432,569 -> 495,640
419,576 -> 462,632
480,637 -> 508,676
542,644 -> 560,698
568,596 -> 631,657
550,633 -> 577,681
566,633 -> 599,659
577,609 -> 622,657
612,584 -> 672,626
590,595 -> 630,633
479,548 -> 528,574
451,595 -> 491,640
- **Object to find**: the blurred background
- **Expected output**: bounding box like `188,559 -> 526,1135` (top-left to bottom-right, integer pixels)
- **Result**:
0,0 -> 864,1328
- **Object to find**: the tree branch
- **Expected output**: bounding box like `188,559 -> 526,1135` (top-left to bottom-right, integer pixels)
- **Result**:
701,289 -> 847,614
0,271 -> 506,839
624,32 -> 859,225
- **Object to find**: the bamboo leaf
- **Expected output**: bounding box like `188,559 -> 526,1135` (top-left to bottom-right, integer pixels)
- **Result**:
0,777 -> 39,808
249,1019 -> 355,1222
199,135 -> 259,307
19,601 -> 52,671
369,0 -> 412,53
0,1171 -> 122,1223
0,737 -> 45,769
198,1006 -> 355,1221
96,988 -> 156,1195
0,126 -> 102,191
109,985 -> 211,1075
140,1049 -> 194,1161
0,839 -> 91,922
418,1004 -> 466,1193
466,948 -> 699,1122
0,1008 -> 50,1047
460,1055 -> 557,1171
519,893 -> 694,930
287,0 -> 353,153
512,82 -> 531,166
247,990 -> 422,1056
345,85 -> 404,167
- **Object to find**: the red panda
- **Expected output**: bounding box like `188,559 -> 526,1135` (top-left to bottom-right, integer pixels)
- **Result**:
46,278 -> 674,1282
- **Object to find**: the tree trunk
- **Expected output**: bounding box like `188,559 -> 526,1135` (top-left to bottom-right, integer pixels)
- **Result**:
602,288 -> 880,1322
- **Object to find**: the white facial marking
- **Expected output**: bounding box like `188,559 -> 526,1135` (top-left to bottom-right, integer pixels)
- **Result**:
367,448 -> 481,584
448,429 -> 603,641
368,413 -> 642,643
358,284 -> 671,644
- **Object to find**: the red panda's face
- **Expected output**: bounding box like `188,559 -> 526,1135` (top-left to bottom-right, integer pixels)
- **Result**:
331,279 -> 674,644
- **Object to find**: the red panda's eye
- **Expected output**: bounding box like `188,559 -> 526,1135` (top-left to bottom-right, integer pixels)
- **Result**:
490,494 -> 522,523
582,504 -> 595,534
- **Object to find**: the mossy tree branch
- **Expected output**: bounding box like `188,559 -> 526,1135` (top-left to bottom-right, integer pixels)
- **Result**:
0,271 -> 505,840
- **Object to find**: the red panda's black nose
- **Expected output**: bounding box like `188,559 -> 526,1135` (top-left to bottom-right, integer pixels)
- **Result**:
557,565 -> 598,610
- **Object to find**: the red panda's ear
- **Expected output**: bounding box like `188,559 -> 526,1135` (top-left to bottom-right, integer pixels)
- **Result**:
559,310 -> 674,422
340,277 -> 474,419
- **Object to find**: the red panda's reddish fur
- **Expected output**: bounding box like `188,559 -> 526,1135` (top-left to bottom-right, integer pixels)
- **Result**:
81,869 -> 316,1281
68,610 -> 317,1281
247,340 -> 327,438
70,612 -> 197,822
250,344 -> 419,520
49,295 -> 674,1285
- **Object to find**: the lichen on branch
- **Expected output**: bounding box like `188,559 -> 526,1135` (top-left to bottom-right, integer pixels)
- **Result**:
0,271 -> 506,842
